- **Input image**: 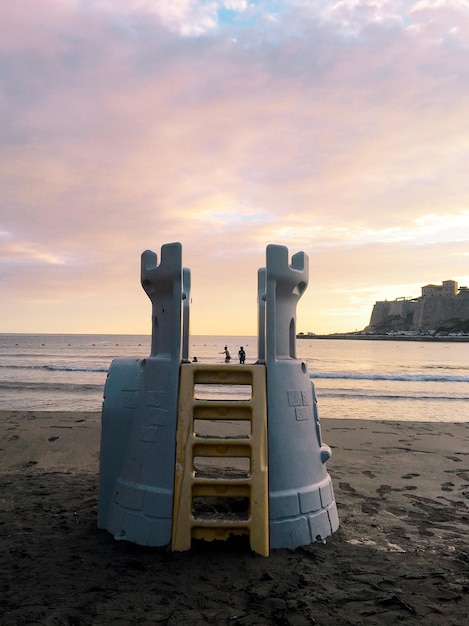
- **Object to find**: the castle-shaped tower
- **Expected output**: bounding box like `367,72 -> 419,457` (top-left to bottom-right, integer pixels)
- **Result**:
98,243 -> 339,553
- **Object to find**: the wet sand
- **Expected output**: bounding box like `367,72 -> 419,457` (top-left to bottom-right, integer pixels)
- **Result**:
1,411 -> 468,625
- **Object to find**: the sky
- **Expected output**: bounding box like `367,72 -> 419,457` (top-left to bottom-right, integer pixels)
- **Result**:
1,0 -> 469,336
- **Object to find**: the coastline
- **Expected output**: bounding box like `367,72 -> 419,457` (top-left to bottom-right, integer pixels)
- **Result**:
298,333 -> 469,342
1,410 -> 468,624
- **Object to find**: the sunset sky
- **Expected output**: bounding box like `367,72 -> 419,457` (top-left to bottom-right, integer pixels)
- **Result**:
2,0 -> 469,336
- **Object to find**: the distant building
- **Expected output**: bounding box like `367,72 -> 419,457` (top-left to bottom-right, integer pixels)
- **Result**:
421,280 -> 458,298
366,280 -> 469,333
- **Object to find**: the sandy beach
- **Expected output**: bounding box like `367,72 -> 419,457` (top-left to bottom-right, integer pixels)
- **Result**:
1,411 -> 468,625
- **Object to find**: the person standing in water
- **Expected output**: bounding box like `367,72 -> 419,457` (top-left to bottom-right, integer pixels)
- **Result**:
220,346 -> 231,362
238,346 -> 246,364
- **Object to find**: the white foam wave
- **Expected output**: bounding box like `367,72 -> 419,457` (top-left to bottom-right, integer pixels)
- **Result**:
310,372 -> 469,383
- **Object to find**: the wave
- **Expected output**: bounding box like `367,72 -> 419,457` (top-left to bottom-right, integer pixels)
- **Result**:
1,352 -> 124,360
2,364 -> 468,382
0,364 -> 109,373
0,381 -> 104,393
318,390 -> 468,401
44,365 -> 109,373
310,372 -> 469,383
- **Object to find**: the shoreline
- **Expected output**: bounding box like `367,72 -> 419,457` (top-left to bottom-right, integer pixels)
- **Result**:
298,333 -> 469,342
1,411 -> 468,624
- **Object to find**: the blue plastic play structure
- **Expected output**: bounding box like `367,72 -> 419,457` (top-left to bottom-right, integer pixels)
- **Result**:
98,243 -> 339,553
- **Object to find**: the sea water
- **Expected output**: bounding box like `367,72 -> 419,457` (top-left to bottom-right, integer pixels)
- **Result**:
0,333 -> 468,422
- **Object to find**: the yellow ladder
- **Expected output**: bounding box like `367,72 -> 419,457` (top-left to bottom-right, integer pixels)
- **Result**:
172,363 -> 269,556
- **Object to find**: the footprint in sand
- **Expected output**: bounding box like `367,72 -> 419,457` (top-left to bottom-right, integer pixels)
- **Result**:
377,484 -> 392,496
339,482 -> 357,494
402,473 -> 420,479
362,501 -> 379,514
362,470 -> 376,478
441,482 -> 454,492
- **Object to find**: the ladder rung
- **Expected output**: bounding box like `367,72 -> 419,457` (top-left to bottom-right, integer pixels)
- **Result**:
191,518 -> 251,528
193,403 -> 253,419
192,441 -> 252,456
192,527 -> 249,542
192,482 -> 251,497
192,367 -> 255,385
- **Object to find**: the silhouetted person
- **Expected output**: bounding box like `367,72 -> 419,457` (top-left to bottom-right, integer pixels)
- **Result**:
220,346 -> 231,362
238,346 -> 246,364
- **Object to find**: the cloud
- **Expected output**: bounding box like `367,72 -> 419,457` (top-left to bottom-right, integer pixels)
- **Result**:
1,0 -> 468,334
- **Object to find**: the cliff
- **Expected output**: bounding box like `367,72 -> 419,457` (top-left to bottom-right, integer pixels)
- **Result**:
366,288 -> 469,334
412,294 -> 469,331
367,299 -> 416,332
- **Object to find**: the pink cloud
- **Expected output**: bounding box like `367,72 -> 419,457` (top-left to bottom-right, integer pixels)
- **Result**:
1,1 -> 468,333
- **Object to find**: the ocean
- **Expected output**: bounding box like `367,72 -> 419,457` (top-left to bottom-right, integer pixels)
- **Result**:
0,333 -> 468,422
